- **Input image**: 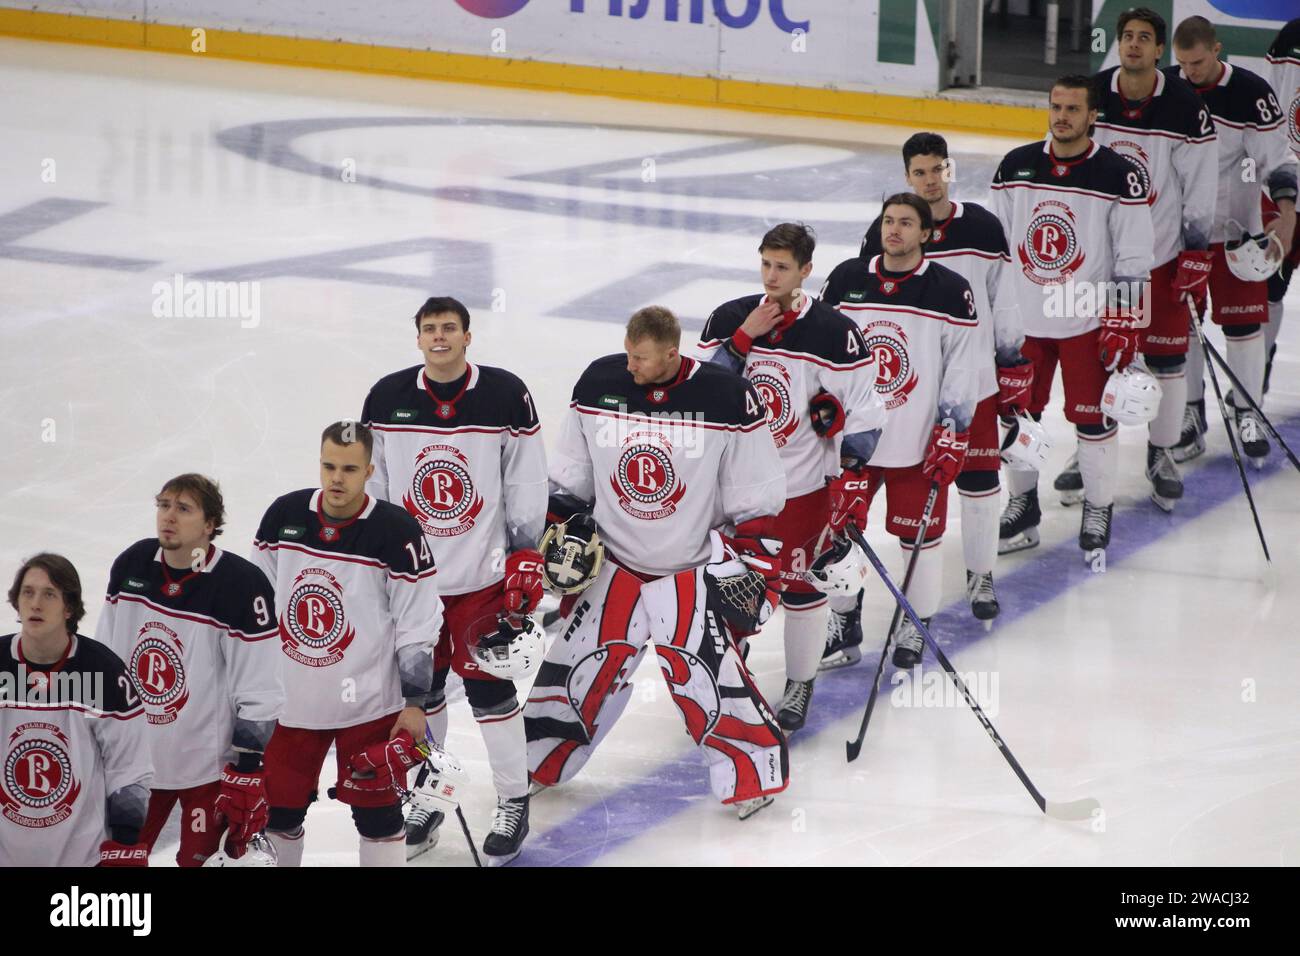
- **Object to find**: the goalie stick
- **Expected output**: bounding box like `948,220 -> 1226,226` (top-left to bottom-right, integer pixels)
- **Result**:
844,522 -> 1102,822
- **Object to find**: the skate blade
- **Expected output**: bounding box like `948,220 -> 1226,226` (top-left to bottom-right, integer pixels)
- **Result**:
405,828 -> 440,862
982,619 -> 993,632
485,849 -> 522,867
997,528 -> 1040,554
1057,489 -> 1084,506
1081,547 -> 1107,566
1149,492 -> 1175,513
817,647 -> 862,672
737,795 -> 774,821
1170,442 -> 1205,464
1247,455 -> 1266,471
527,780 -> 550,797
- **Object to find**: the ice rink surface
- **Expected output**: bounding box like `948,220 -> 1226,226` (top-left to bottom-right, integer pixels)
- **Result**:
2,38 -> 1298,866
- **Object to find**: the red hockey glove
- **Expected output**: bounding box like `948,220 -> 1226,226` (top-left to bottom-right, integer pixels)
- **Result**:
214,764 -> 268,846
809,390 -> 846,437
348,730 -> 421,793
721,518 -> 783,585
98,841 -> 149,866
921,424 -> 969,487
1097,309 -> 1138,373
828,469 -> 872,533
1173,249 -> 1214,308
996,357 -> 1034,417
503,548 -> 544,616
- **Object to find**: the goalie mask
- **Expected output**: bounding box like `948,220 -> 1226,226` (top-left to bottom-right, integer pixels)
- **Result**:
468,613 -> 545,681
539,512 -> 604,594
805,534 -> 868,596
1101,364 -> 1162,426
1224,218 -> 1284,282
1000,413 -> 1052,471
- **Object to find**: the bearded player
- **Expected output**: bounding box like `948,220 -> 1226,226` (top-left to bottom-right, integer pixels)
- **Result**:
1168,16 -> 1297,467
252,422 -> 442,867
96,473 -> 281,865
820,193 -> 986,668
991,75 -> 1156,558
699,223 -> 884,730
361,296 -> 546,865
850,132 -> 1027,648
524,307 -> 790,819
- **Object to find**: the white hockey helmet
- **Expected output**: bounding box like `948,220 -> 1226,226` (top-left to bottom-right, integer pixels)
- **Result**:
406,734 -> 470,814
203,831 -> 278,867
1000,414 -> 1053,471
1224,218 -> 1284,282
1101,364 -> 1163,426
805,534 -> 869,596
468,614 -> 546,681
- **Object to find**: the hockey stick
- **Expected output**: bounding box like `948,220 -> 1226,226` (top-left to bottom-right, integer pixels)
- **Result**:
1198,334 -> 1300,475
844,480 -> 940,763
1187,300 -> 1271,564
844,523 -> 1101,821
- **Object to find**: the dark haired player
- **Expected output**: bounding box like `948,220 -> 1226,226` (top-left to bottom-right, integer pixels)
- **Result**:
252,422 -> 443,867
699,222 -> 884,731
97,473 -> 281,865
2,554 -> 152,866
362,296 -> 546,865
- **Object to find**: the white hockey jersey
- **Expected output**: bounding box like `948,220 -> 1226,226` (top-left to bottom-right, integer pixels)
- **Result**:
0,634 -> 152,867
1094,66 -> 1218,267
361,363 -> 548,596
1165,61 -> 1299,241
860,200 -> 1021,400
95,540 -> 282,790
991,138 -> 1155,339
698,293 -> 884,497
251,490 -> 442,730
1267,18 -> 1300,160
820,256 -> 985,468
550,355 -> 786,578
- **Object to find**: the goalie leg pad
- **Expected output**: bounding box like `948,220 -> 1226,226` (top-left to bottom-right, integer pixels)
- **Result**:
640,565 -> 789,804
524,562 -> 652,787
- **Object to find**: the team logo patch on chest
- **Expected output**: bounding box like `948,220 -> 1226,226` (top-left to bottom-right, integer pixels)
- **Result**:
1018,200 -> 1087,285
1110,140 -> 1158,205
1289,96 -> 1299,152
609,430 -> 687,520
746,359 -> 799,447
403,443 -> 485,538
280,568 -> 356,668
129,621 -> 189,724
1,722 -> 81,830
864,320 -> 920,410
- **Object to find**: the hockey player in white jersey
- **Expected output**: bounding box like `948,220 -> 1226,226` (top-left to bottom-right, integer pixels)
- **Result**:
820,193 -> 986,667
1265,18 -> 1300,396
699,223 -> 884,731
844,133 -> 1027,650
991,75 -> 1156,557
1168,16 -> 1298,468
2,554 -> 153,867
1053,8 -> 1217,512
524,307 -> 790,819
361,296 -> 547,865
253,422 -> 443,867
96,473 -> 281,865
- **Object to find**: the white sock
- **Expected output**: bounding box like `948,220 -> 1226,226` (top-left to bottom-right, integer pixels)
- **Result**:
1077,427 -> 1118,506
960,488 -> 1000,575
1148,365 -> 1187,448
359,832 -> 405,867
901,538 -> 943,619
1006,466 -> 1038,496
477,706 -> 529,800
1185,323 -> 1206,402
1265,300 -> 1283,355
828,591 -> 860,615
784,604 -> 829,682
268,827 -> 304,868
1224,329 -> 1266,406
425,700 -> 449,748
